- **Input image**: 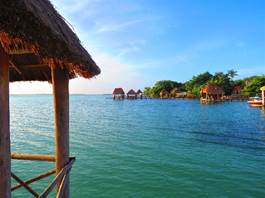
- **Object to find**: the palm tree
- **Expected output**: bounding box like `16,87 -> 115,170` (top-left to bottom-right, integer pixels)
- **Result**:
227,69 -> 237,79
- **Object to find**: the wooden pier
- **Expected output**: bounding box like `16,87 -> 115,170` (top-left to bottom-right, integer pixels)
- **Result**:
0,1 -> 100,197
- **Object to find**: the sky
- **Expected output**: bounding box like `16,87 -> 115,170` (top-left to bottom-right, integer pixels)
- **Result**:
10,0 -> 265,94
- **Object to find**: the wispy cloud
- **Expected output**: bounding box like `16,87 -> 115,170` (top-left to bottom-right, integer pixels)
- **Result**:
95,16 -> 159,33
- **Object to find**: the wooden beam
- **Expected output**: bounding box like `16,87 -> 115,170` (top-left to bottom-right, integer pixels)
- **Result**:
11,172 -> 39,197
19,64 -> 49,68
11,153 -> 56,162
9,50 -> 35,55
39,158 -> 75,198
12,168 -> 56,191
57,169 -> 71,198
9,60 -> 22,74
52,66 -> 70,198
0,46 -> 11,198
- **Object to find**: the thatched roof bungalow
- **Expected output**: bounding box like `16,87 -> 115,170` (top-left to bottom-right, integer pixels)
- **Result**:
170,88 -> 179,98
136,89 -> 143,99
0,0 -> 100,197
232,85 -> 242,95
160,89 -> 170,99
113,88 -> 125,100
0,0 -> 100,82
200,84 -> 224,103
127,89 -> 137,99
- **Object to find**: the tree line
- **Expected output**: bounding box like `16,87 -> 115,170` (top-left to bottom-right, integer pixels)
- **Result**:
144,70 -> 265,98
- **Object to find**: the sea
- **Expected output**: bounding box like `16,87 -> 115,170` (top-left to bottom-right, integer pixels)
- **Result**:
10,95 -> 265,198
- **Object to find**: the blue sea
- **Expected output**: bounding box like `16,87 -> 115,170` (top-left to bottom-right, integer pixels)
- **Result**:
10,95 -> 265,197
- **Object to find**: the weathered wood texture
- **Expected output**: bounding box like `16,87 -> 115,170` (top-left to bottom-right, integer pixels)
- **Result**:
39,158 -> 75,198
11,172 -> 39,197
52,66 -> 70,197
0,46 -> 11,198
12,168 -> 56,191
11,153 -> 55,162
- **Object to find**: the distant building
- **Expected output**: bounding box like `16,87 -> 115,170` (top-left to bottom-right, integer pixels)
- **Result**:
170,88 -> 179,98
127,89 -> 137,99
113,88 -> 125,100
232,85 -> 242,95
136,89 -> 143,99
200,84 -> 224,103
160,89 -> 170,99
170,88 -> 187,98
261,86 -> 265,106
176,92 -> 187,98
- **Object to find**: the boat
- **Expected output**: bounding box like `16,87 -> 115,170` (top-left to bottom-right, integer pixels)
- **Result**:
248,96 -> 262,107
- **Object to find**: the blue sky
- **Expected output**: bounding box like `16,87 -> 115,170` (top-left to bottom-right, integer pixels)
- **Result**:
11,0 -> 265,94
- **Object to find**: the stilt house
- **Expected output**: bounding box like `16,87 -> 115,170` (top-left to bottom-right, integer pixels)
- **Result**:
200,84 -> 224,103
113,88 -> 125,100
0,0 -> 100,197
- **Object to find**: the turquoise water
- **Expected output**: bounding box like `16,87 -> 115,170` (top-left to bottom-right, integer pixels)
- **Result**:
10,95 -> 265,197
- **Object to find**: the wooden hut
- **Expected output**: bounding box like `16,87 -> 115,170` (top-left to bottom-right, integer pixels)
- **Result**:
232,85 -> 242,95
160,89 -> 169,99
127,89 -> 137,99
136,89 -> 143,99
170,88 -> 179,98
0,1 -> 100,197
261,86 -> 265,106
113,88 -> 125,100
200,84 -> 224,103
176,91 -> 187,98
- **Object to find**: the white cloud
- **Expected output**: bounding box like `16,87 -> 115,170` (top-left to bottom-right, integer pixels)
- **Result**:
69,52 -> 143,94
96,18 -> 150,33
10,51 -> 144,94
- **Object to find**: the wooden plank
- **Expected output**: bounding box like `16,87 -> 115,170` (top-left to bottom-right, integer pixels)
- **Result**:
56,168 -> 71,198
0,46 -> 11,198
9,50 -> 35,55
39,158 -> 75,198
12,168 -> 56,191
11,153 -> 55,162
11,172 -> 39,197
52,66 -> 70,197
9,60 -> 22,74
19,64 -> 49,68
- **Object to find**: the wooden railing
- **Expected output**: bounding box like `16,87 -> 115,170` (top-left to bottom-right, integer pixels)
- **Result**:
11,153 -> 75,198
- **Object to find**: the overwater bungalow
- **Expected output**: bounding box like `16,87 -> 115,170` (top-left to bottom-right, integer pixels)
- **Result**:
261,86 -> 265,106
136,89 -> 143,99
0,0 -> 100,197
127,89 -> 137,99
176,91 -> 187,98
160,89 -> 170,99
232,85 -> 242,95
170,88 -> 179,98
200,84 -> 224,103
113,88 -> 125,100
170,88 -> 187,98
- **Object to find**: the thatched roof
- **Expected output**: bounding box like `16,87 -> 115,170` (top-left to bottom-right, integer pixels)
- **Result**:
260,86 -> 265,91
0,0 -> 100,82
160,89 -> 169,96
201,84 -> 224,95
127,89 -> 136,95
113,88 -> 125,95
232,85 -> 242,94
136,89 -> 143,94
170,87 -> 180,95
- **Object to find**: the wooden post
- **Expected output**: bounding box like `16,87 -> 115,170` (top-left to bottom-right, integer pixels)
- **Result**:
261,90 -> 265,106
0,47 -> 11,198
52,66 -> 69,198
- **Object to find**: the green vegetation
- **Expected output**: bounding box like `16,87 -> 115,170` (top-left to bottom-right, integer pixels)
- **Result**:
144,70 -> 265,98
240,76 -> 265,96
